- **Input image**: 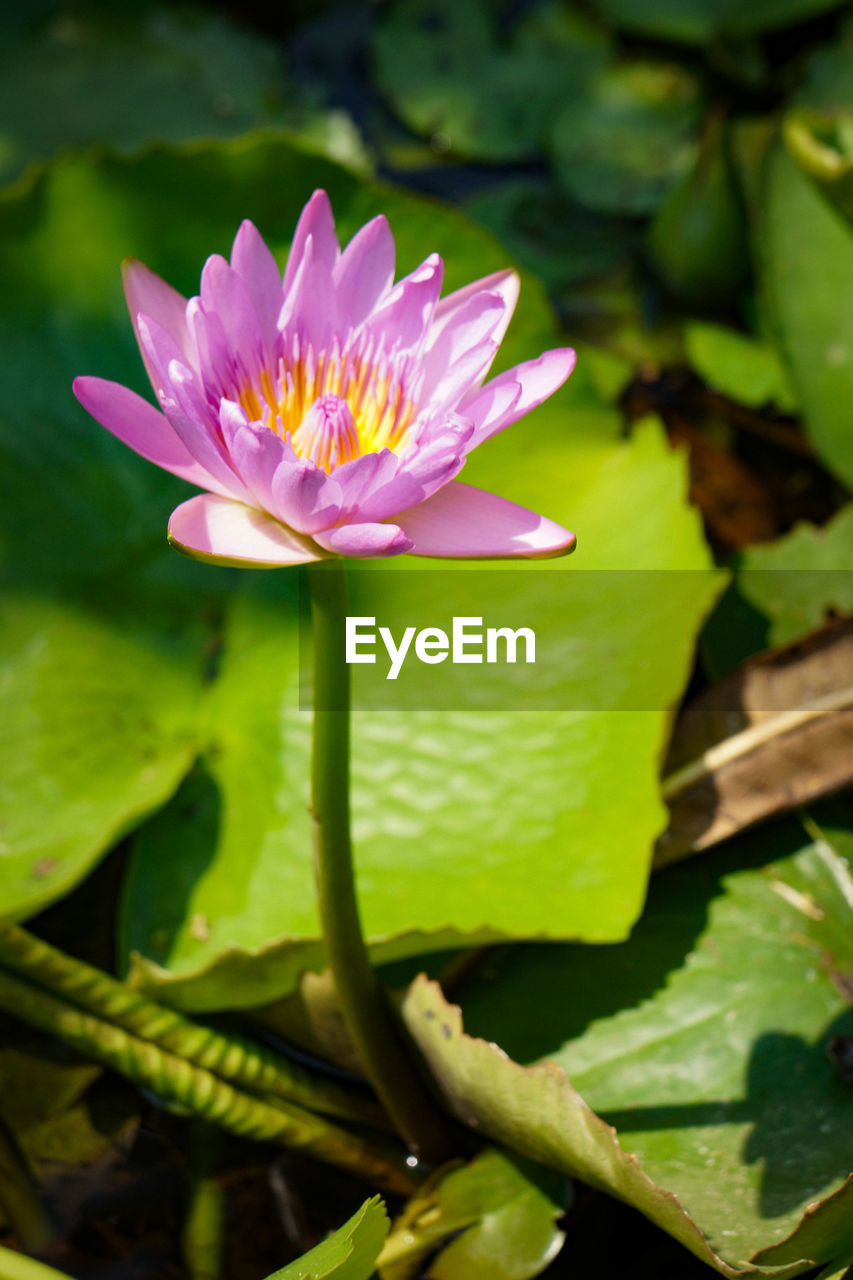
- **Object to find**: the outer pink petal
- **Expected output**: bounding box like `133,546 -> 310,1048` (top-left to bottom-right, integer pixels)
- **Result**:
229,219 -> 283,355
137,315 -> 251,501
313,522 -> 412,558
283,190 -> 339,294
122,259 -> 194,389
396,481 -> 576,559
461,348 -> 577,451
334,214 -> 395,330
72,376 -> 237,497
168,494 -> 325,567
431,269 -> 519,349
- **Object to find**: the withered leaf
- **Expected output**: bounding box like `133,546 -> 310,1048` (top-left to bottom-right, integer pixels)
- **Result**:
656,616 -> 853,866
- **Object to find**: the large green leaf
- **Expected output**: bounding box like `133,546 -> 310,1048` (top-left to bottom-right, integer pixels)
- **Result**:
122,419 -> 719,1012
402,812 -> 853,1275
266,1197 -> 389,1280
0,0 -> 365,185
0,131 -> 563,922
761,139 -> 853,489
0,135 -> 715,1001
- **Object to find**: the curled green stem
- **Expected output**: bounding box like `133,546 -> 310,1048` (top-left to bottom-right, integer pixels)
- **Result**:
0,968 -> 414,1198
0,922 -> 383,1131
307,560 -> 453,1164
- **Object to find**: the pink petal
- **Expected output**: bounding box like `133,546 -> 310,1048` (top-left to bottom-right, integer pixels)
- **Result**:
73,375 -> 230,494
283,190 -> 340,295
168,493 -> 325,567
360,253 -> 444,354
419,292 -> 505,407
461,348 -> 577,450
200,254 -> 266,381
278,246 -> 339,351
136,317 -> 254,505
229,220 -> 283,356
313,522 -> 412,558
432,269 -> 519,348
334,214 -> 395,329
219,401 -> 283,514
270,454 -> 344,535
396,481 -> 576,559
122,259 -> 194,389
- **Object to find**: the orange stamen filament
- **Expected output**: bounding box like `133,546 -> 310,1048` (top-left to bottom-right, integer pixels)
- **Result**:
234,336 -> 417,472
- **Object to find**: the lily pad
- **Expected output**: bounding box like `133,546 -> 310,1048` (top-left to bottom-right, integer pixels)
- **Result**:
685,323 -> 799,413
371,0 -> 609,162
0,0 -> 366,184
0,595 -> 203,920
402,811 -> 853,1275
550,59 -> 703,216
736,506 -> 853,644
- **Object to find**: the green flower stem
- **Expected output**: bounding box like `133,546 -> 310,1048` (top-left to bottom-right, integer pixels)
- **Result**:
307,560 -> 452,1164
0,1245 -> 72,1280
0,922 -> 384,1131
0,968 -> 414,1198
0,1117 -> 51,1255
182,1122 -> 223,1280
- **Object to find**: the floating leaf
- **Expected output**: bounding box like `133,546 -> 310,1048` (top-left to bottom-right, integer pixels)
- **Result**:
402,812 -> 853,1275
371,0 -> 609,162
685,323 -> 799,412
266,1197 -> 389,1280
0,1 -> 366,184
739,507 -> 853,646
550,59 -> 703,216
378,1148 -> 568,1280
0,596 -> 202,921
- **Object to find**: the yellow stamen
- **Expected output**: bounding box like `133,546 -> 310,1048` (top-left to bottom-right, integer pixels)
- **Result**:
236,344 -> 416,471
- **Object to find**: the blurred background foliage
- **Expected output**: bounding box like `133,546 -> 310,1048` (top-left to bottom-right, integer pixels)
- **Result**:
1,0 -> 853,1277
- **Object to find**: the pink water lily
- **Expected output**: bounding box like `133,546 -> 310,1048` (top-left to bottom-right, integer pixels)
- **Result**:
73,191 -> 576,566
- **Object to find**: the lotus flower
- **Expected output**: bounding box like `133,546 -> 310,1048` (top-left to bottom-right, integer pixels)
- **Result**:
73,191 -> 576,566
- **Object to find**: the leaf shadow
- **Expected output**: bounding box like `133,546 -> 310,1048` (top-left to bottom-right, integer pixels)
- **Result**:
119,761 -> 223,973
599,1015 -> 853,1221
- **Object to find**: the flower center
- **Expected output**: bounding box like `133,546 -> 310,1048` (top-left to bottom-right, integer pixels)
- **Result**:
291,394 -> 361,472
235,334 -> 416,472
